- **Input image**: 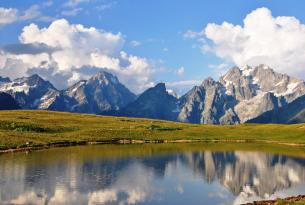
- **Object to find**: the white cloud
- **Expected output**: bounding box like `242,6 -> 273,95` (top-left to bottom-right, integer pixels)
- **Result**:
130,40 -> 141,47
0,4 -> 53,27
96,1 -> 117,11
64,0 -> 91,7
183,29 -> 204,39
166,80 -> 201,96
0,8 -> 18,26
20,5 -> 41,21
0,19 -> 155,93
208,63 -> 231,76
201,7 -> 305,78
176,66 -> 185,76
61,8 -> 83,16
166,80 -> 200,88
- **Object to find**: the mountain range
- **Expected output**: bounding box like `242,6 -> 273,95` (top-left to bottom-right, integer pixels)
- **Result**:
1,64 -> 305,124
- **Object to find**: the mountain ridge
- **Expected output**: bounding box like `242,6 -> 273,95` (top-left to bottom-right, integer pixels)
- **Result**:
0,65 -> 304,124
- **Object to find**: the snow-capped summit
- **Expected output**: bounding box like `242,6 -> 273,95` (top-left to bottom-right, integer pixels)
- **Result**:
0,74 -> 57,109
64,71 -> 136,114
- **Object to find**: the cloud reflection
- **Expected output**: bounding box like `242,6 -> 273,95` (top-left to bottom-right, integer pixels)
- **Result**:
0,149 -> 305,205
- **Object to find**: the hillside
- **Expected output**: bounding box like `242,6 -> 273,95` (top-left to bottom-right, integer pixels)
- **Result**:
0,110 -> 305,151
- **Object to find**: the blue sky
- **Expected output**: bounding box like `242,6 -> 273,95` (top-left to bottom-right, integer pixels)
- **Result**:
1,0 -> 305,94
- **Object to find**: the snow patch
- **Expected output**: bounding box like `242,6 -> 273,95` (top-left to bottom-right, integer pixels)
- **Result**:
241,65 -> 254,76
38,92 -> 58,109
0,83 -> 31,95
273,81 -> 301,97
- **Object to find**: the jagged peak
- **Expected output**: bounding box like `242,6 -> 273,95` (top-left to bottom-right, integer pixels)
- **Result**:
13,74 -> 52,87
202,77 -> 216,87
256,64 -> 272,70
90,70 -> 119,85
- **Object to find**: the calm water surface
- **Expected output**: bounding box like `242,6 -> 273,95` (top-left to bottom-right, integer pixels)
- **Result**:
0,144 -> 305,205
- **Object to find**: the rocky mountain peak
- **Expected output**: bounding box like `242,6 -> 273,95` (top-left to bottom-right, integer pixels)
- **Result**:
224,66 -> 242,78
90,71 -> 119,85
202,77 -> 217,87
120,82 -> 178,120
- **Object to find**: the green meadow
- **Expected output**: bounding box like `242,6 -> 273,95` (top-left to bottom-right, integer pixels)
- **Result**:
0,110 -> 305,151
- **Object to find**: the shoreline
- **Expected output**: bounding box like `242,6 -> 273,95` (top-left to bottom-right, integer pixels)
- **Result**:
242,195 -> 305,205
1,138 -> 305,154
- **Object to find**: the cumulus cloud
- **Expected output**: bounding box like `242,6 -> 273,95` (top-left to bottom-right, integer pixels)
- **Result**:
0,19 -> 155,93
189,7 -> 305,79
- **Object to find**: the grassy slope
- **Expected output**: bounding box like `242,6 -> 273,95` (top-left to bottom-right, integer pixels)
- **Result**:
0,110 -> 305,150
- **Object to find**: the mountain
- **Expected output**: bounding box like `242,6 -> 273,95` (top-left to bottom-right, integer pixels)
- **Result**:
247,94 -> 305,124
63,71 -> 136,114
0,92 -> 20,110
176,64 -> 305,124
0,74 -> 58,109
0,64 -> 304,124
178,77 -> 239,124
119,83 -> 179,120
0,71 -> 136,114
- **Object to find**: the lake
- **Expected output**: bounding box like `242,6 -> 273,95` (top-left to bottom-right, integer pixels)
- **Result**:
0,143 -> 305,205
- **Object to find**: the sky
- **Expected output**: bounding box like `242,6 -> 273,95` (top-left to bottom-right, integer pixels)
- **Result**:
1,0 -> 305,95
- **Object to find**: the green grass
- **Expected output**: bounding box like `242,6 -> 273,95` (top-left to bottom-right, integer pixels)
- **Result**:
0,110 -> 305,151
275,199 -> 305,205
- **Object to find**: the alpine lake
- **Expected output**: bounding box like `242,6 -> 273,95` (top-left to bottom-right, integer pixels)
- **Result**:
1,143 -> 305,205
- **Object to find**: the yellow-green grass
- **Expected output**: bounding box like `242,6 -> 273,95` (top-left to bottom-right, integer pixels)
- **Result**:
0,110 -> 305,151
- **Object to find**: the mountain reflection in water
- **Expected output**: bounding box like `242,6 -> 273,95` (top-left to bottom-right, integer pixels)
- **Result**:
0,145 -> 305,205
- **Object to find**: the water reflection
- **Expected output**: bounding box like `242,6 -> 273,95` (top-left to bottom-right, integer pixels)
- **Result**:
0,145 -> 305,205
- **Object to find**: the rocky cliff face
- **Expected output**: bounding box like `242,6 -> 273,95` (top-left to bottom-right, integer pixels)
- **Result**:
63,71 -> 136,114
247,94 -> 305,124
0,74 -> 57,109
178,77 -> 239,124
178,64 -> 305,124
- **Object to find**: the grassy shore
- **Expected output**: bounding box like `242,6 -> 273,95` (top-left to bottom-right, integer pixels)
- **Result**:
243,195 -> 305,205
0,110 -> 305,151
